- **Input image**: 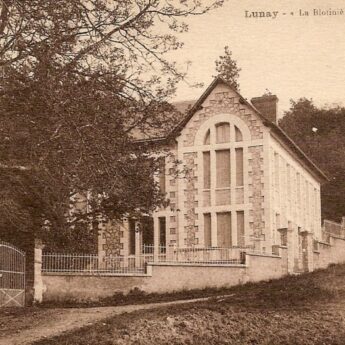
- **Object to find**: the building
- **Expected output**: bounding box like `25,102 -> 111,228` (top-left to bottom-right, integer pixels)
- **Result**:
98,77 -> 328,274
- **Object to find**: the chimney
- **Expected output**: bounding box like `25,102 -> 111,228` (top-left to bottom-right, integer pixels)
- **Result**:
251,95 -> 278,124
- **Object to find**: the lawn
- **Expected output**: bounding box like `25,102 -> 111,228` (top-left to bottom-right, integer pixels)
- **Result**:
30,263 -> 345,345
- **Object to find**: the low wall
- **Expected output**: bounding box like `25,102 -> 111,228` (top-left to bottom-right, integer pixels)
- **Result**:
329,236 -> 345,264
313,236 -> 345,270
41,237 -> 345,303
145,263 -> 248,293
246,247 -> 288,282
42,274 -> 149,302
313,241 -> 332,270
42,253 -> 286,302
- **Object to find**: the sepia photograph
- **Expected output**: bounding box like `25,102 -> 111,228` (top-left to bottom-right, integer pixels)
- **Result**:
1,0 -> 345,344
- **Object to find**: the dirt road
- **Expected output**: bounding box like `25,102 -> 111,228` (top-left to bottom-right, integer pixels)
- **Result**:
0,296 -> 221,345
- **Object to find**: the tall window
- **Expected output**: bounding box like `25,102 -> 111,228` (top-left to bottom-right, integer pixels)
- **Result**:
204,213 -> 212,247
217,212 -> 232,247
235,148 -> 244,186
202,121 -> 245,206
159,217 -> 166,251
237,211 -> 245,246
200,119 -> 247,248
158,157 -> 166,194
203,152 -> 211,189
216,150 -> 230,188
216,123 -> 230,143
142,216 -> 154,248
128,219 -> 136,255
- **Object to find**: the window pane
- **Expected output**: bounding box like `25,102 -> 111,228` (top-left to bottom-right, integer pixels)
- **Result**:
204,129 -> 210,145
236,148 -> 244,186
235,126 -> 243,142
142,216 -> 154,248
217,212 -> 231,247
216,123 -> 230,143
128,219 -> 136,255
237,211 -> 245,247
204,213 -> 211,247
159,217 -> 166,250
216,150 -> 230,188
159,157 -> 166,194
274,153 -> 279,187
203,152 -> 211,189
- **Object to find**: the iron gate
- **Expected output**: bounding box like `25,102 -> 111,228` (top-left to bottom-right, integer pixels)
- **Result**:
0,240 -> 25,307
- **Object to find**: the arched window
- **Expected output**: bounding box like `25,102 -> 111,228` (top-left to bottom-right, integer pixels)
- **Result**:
216,123 -> 230,143
202,122 -> 244,197
204,129 -> 210,145
200,119 -> 247,248
235,126 -> 243,142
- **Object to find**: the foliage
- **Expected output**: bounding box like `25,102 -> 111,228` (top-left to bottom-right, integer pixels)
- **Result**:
214,46 -> 241,90
0,0 -> 224,249
279,98 -> 345,221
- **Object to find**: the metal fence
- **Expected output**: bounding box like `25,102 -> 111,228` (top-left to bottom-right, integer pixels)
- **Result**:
157,245 -> 249,265
42,253 -> 148,275
0,240 -> 26,307
42,245 -> 272,275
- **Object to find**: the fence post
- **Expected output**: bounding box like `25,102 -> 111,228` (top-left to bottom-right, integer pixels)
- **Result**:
33,239 -> 45,304
153,217 -> 159,262
135,221 -> 141,268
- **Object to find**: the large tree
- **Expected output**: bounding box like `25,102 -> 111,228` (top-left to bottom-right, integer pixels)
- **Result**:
279,98 -> 345,222
0,0 -> 223,249
214,45 -> 241,90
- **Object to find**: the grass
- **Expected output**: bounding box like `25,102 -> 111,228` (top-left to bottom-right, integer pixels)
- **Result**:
39,285 -> 236,308
31,263 -> 345,345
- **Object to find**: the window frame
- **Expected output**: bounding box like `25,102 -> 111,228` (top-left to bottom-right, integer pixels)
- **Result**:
195,114 -> 251,248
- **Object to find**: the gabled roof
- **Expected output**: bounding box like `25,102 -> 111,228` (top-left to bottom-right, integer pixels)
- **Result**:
137,77 -> 329,183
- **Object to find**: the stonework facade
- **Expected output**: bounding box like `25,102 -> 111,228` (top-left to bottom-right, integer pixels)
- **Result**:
248,146 -> 265,240
98,78 -> 327,274
98,220 -> 124,257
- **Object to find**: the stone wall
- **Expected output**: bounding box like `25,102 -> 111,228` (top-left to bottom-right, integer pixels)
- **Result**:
313,241 -> 332,270
181,87 -> 265,148
313,236 -> 345,270
269,136 -> 322,244
176,83 -> 266,247
248,146 -> 265,239
164,146 -> 179,246
323,219 -> 345,242
246,250 -> 288,282
41,252 -> 285,302
99,220 -> 124,257
183,152 -> 198,246
39,234 -> 345,303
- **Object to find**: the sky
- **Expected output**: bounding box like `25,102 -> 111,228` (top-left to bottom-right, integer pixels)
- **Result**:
163,0 -> 345,118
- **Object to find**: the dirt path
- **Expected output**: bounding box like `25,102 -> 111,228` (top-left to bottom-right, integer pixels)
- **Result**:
0,296 -> 222,345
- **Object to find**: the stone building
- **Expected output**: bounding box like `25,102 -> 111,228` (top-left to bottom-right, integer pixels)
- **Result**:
98,77 -> 328,273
